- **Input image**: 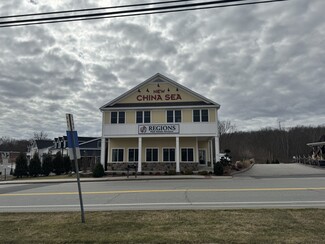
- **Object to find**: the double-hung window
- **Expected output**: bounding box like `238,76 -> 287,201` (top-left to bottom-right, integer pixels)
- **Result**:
128,148 -> 138,162
167,110 -> 181,123
146,148 -> 158,162
111,111 -> 125,124
136,111 -> 151,123
163,148 -> 175,162
181,148 -> 194,162
193,109 -> 209,122
112,149 -> 124,162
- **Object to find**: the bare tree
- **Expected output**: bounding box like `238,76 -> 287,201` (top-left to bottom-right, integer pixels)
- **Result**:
218,120 -> 237,136
33,131 -> 49,140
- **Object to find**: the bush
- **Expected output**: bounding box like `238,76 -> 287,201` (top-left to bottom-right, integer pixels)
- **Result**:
213,162 -> 224,176
184,170 -> 193,175
63,155 -> 71,174
53,152 -> 64,175
14,152 -> 28,178
29,153 -> 42,177
198,170 -> 209,175
235,161 -> 243,170
272,159 -> 280,164
42,153 -> 53,176
92,162 -> 105,178
167,170 -> 176,175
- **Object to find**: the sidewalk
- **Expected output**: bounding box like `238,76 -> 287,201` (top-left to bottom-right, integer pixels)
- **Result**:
0,175 -> 232,185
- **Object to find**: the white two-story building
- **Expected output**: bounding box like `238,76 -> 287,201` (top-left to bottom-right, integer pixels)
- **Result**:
100,73 -> 220,173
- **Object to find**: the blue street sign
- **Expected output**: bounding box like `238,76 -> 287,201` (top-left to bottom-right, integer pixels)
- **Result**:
66,131 -> 79,148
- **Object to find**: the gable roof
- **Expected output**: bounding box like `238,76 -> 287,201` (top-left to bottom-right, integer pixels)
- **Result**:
35,140 -> 53,149
100,73 -> 220,110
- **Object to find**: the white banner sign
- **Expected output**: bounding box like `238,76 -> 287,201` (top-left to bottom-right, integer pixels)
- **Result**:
138,124 -> 180,134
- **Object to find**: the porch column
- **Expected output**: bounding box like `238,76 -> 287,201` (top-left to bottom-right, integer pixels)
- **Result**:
195,137 -> 199,163
138,137 -> 142,173
100,137 -> 106,166
215,136 -> 220,162
106,139 -> 110,165
176,136 -> 180,173
209,139 -> 213,166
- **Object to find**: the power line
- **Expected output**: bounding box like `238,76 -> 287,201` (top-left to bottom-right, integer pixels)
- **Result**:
0,0 -> 289,28
0,0 -> 257,25
0,0 -> 196,19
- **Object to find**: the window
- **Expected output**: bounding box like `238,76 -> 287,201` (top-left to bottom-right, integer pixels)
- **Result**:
181,148 -> 194,162
193,110 -> 200,122
167,110 -> 181,123
146,148 -> 158,162
111,111 -> 125,124
201,109 -> 208,122
136,111 -> 151,123
193,109 -> 209,122
163,148 -> 175,162
128,148 -> 138,162
112,149 -> 124,162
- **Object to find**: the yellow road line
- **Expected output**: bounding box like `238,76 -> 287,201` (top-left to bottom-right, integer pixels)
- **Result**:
1,187 -> 325,197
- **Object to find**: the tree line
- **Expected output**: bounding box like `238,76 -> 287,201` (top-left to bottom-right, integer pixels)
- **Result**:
14,152 -> 72,178
220,124 -> 325,163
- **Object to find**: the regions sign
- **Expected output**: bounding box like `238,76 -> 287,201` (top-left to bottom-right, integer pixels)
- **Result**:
138,124 -> 180,134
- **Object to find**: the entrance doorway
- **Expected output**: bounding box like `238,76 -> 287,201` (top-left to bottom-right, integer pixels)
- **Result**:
199,149 -> 206,165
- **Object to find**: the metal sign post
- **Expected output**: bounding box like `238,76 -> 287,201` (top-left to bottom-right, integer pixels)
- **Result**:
66,113 -> 85,223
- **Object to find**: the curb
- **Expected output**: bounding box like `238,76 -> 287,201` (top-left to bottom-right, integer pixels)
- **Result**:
0,175 -> 233,185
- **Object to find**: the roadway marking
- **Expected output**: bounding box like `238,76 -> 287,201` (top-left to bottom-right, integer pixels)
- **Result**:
1,187 -> 325,196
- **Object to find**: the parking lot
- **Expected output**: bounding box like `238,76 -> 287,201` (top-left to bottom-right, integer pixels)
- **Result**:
235,163 -> 325,178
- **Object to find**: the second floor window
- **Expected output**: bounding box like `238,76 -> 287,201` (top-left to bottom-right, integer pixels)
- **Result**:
193,109 -> 209,122
137,111 -> 151,123
111,111 -> 125,124
167,110 -> 181,123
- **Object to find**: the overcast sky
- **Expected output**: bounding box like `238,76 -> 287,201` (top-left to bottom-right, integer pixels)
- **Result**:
0,0 -> 324,139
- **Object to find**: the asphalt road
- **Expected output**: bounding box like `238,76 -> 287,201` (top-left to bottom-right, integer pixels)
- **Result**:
1,165 -> 325,212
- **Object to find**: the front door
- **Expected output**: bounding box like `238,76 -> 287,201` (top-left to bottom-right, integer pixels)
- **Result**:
199,149 -> 206,165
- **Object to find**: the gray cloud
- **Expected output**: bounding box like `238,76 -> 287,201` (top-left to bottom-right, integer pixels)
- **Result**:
0,0 -> 324,139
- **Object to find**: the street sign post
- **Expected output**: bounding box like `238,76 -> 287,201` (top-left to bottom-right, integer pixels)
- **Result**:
66,113 -> 85,223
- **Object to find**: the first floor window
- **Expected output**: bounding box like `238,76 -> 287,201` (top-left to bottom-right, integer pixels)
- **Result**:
146,148 -> 158,162
112,149 -> 124,162
128,148 -> 138,162
181,148 -> 194,162
163,148 -> 175,162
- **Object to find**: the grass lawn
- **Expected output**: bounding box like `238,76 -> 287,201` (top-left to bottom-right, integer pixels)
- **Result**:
0,209 -> 324,243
